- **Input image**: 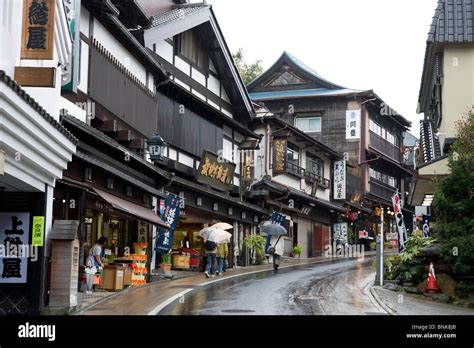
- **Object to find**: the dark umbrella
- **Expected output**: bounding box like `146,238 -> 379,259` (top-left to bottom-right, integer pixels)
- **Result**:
262,223 -> 287,236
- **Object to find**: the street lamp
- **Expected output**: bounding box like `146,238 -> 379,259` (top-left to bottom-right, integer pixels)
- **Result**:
148,132 -> 166,161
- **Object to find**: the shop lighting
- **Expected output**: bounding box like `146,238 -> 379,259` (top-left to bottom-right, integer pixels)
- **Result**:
147,132 -> 167,161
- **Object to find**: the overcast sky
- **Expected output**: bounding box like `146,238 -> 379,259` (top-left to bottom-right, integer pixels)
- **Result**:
207,0 -> 439,137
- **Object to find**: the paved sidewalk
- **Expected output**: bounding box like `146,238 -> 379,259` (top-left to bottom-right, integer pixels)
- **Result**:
75,253 -> 373,315
370,286 -> 474,315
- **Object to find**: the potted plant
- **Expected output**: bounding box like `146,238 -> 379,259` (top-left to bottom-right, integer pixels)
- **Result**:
292,244 -> 302,258
160,253 -> 172,273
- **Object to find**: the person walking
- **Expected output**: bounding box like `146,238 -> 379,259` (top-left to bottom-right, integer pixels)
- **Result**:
84,237 -> 108,294
216,241 -> 228,276
204,239 -> 217,278
268,235 -> 284,272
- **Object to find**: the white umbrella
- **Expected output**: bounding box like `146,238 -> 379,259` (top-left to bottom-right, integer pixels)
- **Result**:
211,222 -> 233,230
208,229 -> 232,244
199,226 -> 214,240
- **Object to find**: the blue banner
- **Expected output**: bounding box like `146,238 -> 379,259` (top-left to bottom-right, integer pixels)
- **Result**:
271,211 -> 285,225
156,194 -> 181,254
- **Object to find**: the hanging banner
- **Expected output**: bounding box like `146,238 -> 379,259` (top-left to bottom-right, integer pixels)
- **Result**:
271,211 -> 285,225
155,194 -> 181,254
31,216 -> 44,247
0,213 -> 30,284
346,109 -> 361,139
333,222 -> 348,245
392,192 -> 408,251
62,0 -> 81,91
333,160 -> 346,200
422,215 -> 431,238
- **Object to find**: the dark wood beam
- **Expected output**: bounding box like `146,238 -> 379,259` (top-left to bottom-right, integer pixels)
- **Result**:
128,138 -> 145,150
115,130 -> 132,142
99,120 -> 118,133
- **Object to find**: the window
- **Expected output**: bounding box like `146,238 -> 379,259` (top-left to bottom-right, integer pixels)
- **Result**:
306,152 -> 324,178
176,31 -> 207,71
295,116 -> 321,132
369,167 -> 397,188
286,143 -> 300,174
370,119 -> 399,146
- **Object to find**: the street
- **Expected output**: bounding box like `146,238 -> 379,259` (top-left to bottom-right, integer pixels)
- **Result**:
159,258 -> 474,316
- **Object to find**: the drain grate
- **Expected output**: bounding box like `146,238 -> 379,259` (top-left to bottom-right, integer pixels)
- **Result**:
221,309 -> 255,313
169,285 -> 195,289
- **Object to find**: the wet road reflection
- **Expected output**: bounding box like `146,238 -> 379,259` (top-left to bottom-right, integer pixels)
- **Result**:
159,257 -> 383,316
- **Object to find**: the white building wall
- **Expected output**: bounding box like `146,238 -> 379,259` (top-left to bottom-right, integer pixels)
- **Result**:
93,18 -> 147,86
80,7 -> 90,37
155,40 -> 173,63
1,0 -> 84,121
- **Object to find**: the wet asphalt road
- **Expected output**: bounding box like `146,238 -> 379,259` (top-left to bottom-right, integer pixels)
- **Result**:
159,257 -> 384,315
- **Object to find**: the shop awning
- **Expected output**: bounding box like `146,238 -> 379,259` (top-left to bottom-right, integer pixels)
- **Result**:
93,188 -> 169,228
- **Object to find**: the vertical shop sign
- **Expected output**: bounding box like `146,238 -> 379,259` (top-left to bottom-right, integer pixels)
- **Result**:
273,138 -> 287,174
346,109 -> 361,139
21,0 -> 55,59
334,160 -> 346,200
156,194 -> 181,253
0,213 -> 30,284
32,216 -> 44,247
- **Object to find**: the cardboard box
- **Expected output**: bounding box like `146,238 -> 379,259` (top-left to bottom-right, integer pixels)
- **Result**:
101,265 -> 125,291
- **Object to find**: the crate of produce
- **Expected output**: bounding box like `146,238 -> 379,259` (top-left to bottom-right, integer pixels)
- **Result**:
172,254 -> 190,270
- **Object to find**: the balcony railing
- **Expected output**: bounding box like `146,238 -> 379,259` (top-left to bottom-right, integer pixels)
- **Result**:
369,131 -> 401,162
286,161 -> 305,178
278,161 -> 330,189
369,178 -> 397,202
305,171 -> 330,189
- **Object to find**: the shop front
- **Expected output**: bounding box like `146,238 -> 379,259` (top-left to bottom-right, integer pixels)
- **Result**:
157,177 -> 267,271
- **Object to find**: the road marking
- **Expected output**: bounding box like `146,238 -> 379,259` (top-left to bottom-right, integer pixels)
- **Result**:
150,256 -> 374,314
147,288 -> 193,315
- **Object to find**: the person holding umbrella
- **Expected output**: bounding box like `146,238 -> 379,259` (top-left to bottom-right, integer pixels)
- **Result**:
262,222 -> 287,272
200,226 -> 232,278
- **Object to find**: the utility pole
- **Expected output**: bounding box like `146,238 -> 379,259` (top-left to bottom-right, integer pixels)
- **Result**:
379,207 -> 384,286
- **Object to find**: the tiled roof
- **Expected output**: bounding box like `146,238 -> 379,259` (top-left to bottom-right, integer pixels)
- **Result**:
250,88 -> 361,101
428,0 -> 474,43
247,51 -> 346,91
0,70 -> 78,145
150,4 -> 209,28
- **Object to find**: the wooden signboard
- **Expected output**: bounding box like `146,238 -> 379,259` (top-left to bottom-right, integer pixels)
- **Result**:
14,66 -> 55,87
196,151 -> 236,191
272,138 -> 287,174
21,0 -> 55,60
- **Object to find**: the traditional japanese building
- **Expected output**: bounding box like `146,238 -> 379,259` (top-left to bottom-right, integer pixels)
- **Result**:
247,105 -> 347,257
248,52 -> 414,250
141,0 -> 268,267
0,0 -> 78,314
410,0 -> 474,211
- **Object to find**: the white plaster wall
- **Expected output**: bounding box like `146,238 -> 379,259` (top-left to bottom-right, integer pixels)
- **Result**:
155,40 -> 173,63
208,74 -> 220,96
191,67 -> 206,86
93,18 -> 147,85
80,6 -> 89,37
174,56 -> 190,75
191,88 -> 206,101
